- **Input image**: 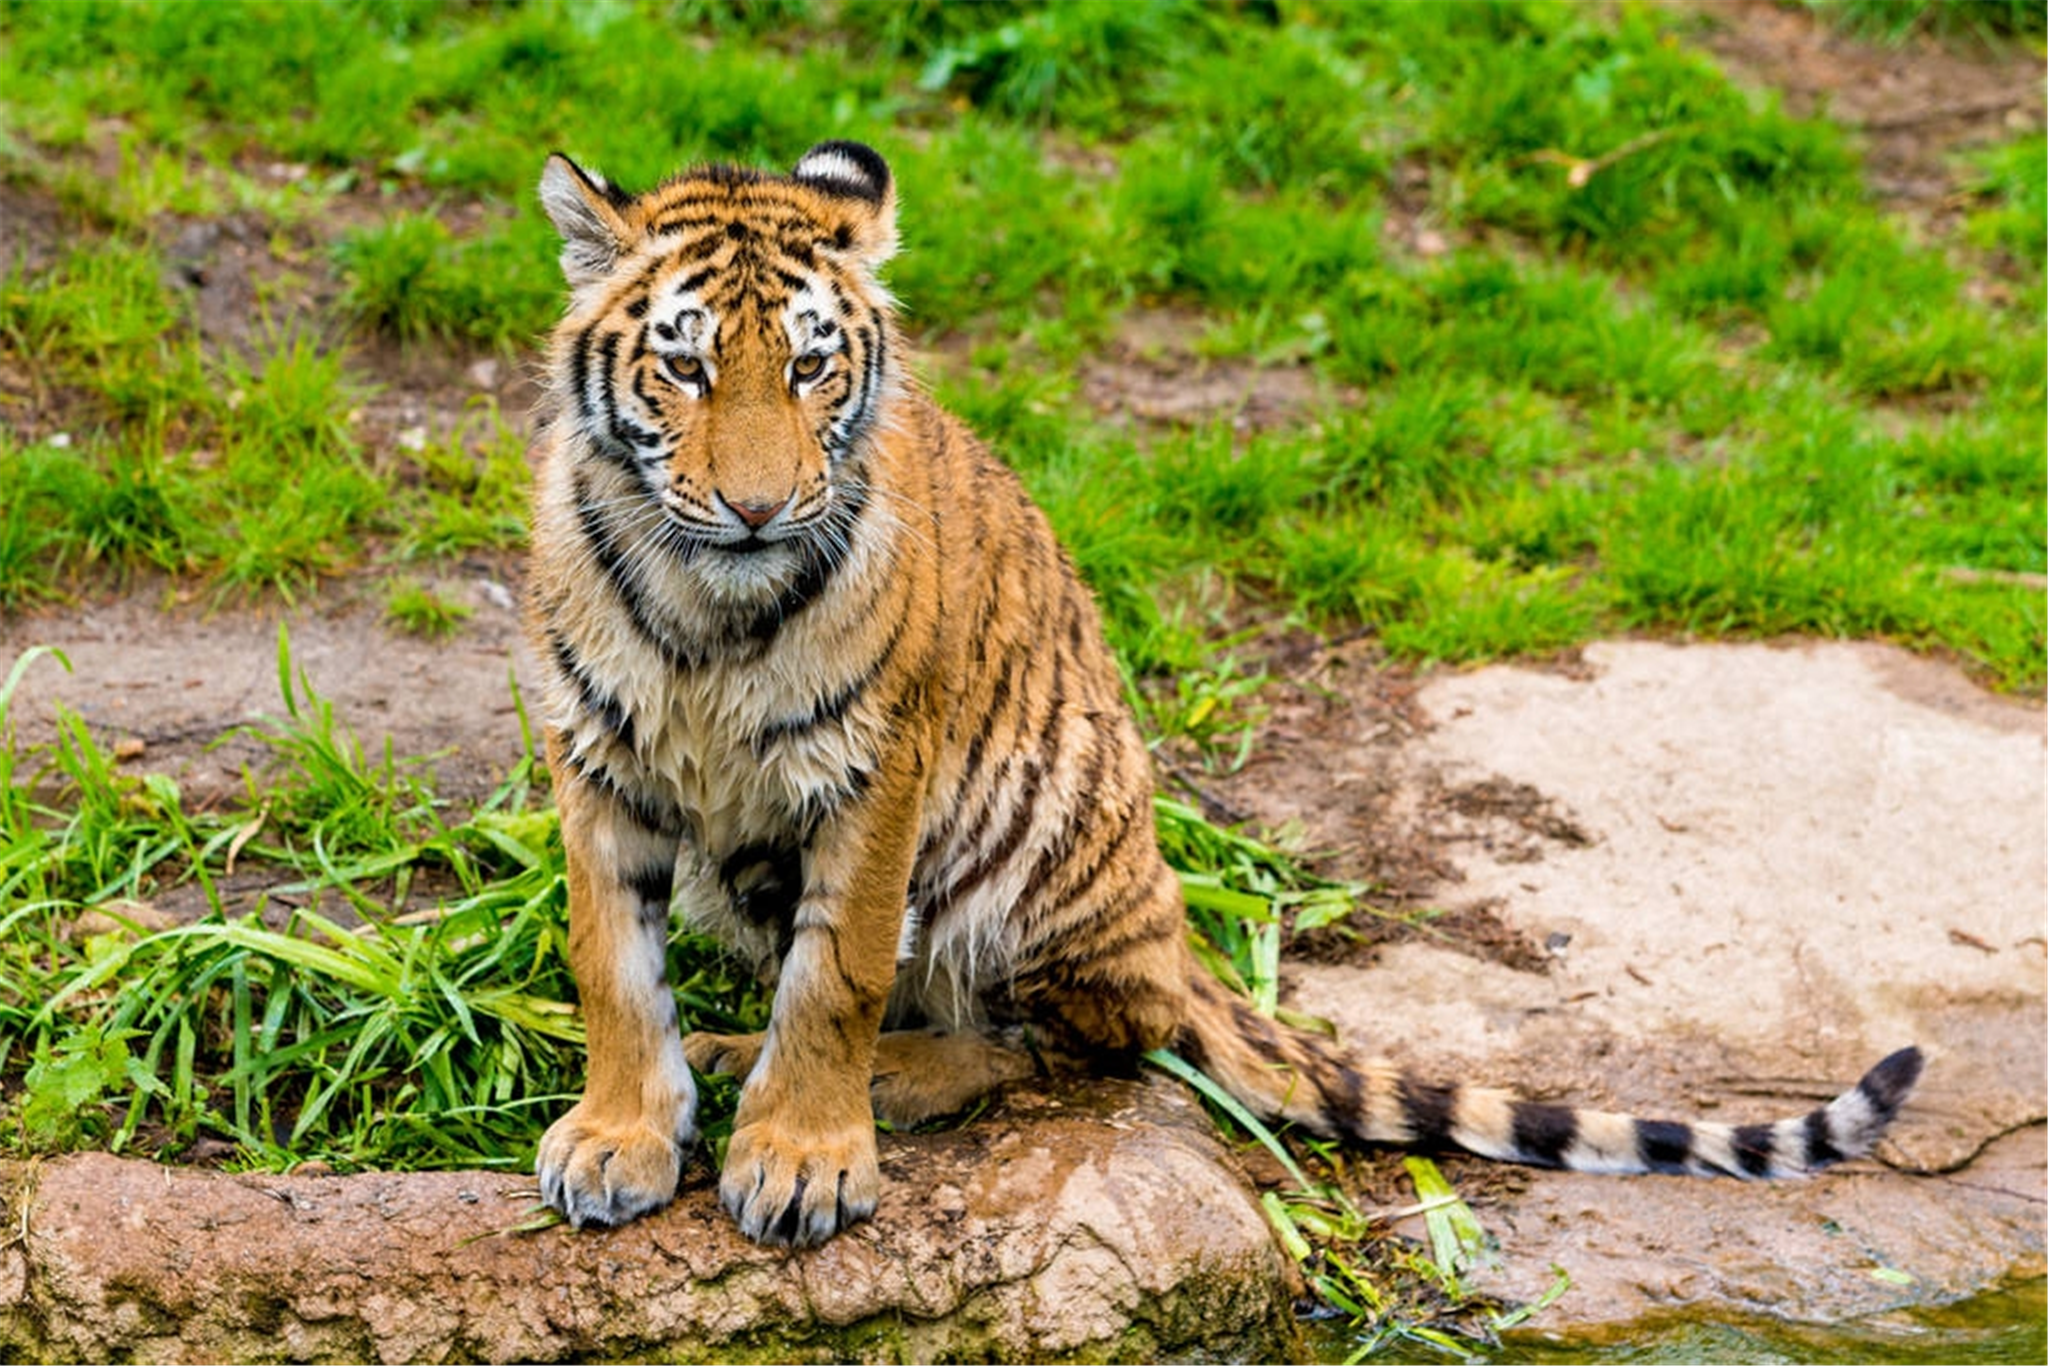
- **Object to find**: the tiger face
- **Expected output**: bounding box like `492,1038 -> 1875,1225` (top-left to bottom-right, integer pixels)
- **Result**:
539,142 -> 900,602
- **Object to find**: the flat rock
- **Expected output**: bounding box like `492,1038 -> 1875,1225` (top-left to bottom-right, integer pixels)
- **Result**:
0,1080 -> 1297,1364
1287,639 -> 2046,1329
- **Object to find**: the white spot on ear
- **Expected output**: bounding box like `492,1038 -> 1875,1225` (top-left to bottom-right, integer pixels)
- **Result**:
793,148 -> 870,193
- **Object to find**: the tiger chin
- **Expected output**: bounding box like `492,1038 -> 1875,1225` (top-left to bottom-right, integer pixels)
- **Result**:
524,140 -> 1923,1248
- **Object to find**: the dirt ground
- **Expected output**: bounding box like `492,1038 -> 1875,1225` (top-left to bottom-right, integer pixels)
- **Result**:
1690,0 -> 2044,221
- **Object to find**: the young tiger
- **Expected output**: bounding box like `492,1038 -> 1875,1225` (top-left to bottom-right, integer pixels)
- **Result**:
526,140 -> 1923,1247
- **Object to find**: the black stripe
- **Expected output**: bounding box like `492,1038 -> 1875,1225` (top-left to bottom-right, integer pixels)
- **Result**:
939,749 -> 1013,909
548,628 -> 634,751
1032,711 -> 1141,906
624,293 -> 651,319
1020,710 -> 1110,900
1509,1101 -> 1578,1168
1031,776 -> 1144,929
593,331 -> 658,455
675,265 -> 716,295
794,762 -> 873,835
1316,1054 -> 1368,1139
1040,909 -> 1180,981
644,189 -> 739,227
1856,1046 -> 1923,1119
1731,1122 -> 1776,1176
1802,1109 -> 1843,1169
649,212 -> 729,236
957,644 -> 1020,791
1027,855 -> 1155,960
572,476 -> 699,672
750,614 -> 903,757
1396,1076 -> 1457,1147
561,749 -> 683,838
626,860 -> 674,908
719,842 -> 804,929
630,371 -> 665,429
844,319 -> 884,456
570,324 -> 597,433
648,214 -> 735,243
940,759 -> 1045,908
1032,646 -> 1068,750
1635,1119 -> 1694,1173
794,141 -> 891,205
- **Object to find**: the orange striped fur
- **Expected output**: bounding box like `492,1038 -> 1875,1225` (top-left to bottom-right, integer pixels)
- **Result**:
526,143 -> 1921,1246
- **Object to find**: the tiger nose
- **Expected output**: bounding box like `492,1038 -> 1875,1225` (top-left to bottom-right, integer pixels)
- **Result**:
720,492 -> 790,529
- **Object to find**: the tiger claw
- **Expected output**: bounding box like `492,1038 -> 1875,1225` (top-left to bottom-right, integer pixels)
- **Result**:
537,1099 -> 694,1229
719,1118 -> 878,1247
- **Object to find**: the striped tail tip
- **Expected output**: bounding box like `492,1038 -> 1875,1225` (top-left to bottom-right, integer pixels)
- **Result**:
1831,1045 -> 1924,1152
1438,1047 -> 1926,1180
1709,1044 -> 1925,1179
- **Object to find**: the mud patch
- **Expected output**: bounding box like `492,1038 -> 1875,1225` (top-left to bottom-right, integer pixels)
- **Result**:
0,172 -> 77,278
0,138 -> 538,476
1689,0 -> 2044,219
347,335 -> 543,474
1201,636 -> 1588,974
1079,306 -> 1356,432
1438,774 -> 1592,862
0,581 -> 534,814
159,207 -> 329,356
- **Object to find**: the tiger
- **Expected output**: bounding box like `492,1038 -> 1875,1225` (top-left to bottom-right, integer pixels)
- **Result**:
524,139 -> 1923,1248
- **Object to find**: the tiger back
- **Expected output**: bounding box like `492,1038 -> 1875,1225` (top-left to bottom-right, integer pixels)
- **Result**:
526,140 -> 1922,1248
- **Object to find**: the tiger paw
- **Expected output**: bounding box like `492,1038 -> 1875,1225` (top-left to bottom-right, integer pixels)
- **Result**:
684,1029 -> 766,1079
536,1099 -> 694,1229
719,1114 -> 879,1247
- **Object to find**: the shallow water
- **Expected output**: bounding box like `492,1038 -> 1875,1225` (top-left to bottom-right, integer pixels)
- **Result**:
1312,1277 -> 2046,1364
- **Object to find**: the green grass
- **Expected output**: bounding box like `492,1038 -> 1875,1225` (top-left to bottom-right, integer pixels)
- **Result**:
0,0 -> 2038,684
383,577 -> 473,638
1,0 -> 2042,1351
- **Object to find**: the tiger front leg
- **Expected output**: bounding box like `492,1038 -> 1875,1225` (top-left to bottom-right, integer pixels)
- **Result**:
536,747 -> 694,1228
718,759 -> 923,1247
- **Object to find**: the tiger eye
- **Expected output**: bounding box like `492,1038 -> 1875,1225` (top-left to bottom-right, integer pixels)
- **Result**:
791,353 -> 826,383
665,354 -> 706,385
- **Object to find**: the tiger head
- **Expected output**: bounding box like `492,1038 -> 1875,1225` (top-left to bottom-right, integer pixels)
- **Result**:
539,141 -> 901,589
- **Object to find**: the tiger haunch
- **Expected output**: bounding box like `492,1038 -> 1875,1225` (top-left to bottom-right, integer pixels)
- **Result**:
524,141 -> 1923,1245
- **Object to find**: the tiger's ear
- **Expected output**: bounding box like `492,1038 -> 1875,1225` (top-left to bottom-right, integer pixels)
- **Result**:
791,140 -> 897,265
540,152 -> 634,288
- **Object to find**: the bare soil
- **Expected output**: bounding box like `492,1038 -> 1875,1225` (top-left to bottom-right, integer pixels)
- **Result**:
1689,0 -> 2045,222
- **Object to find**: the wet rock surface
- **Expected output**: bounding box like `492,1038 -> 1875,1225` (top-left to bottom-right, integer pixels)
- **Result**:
0,1080 -> 1297,1364
1283,639 -> 2046,1329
